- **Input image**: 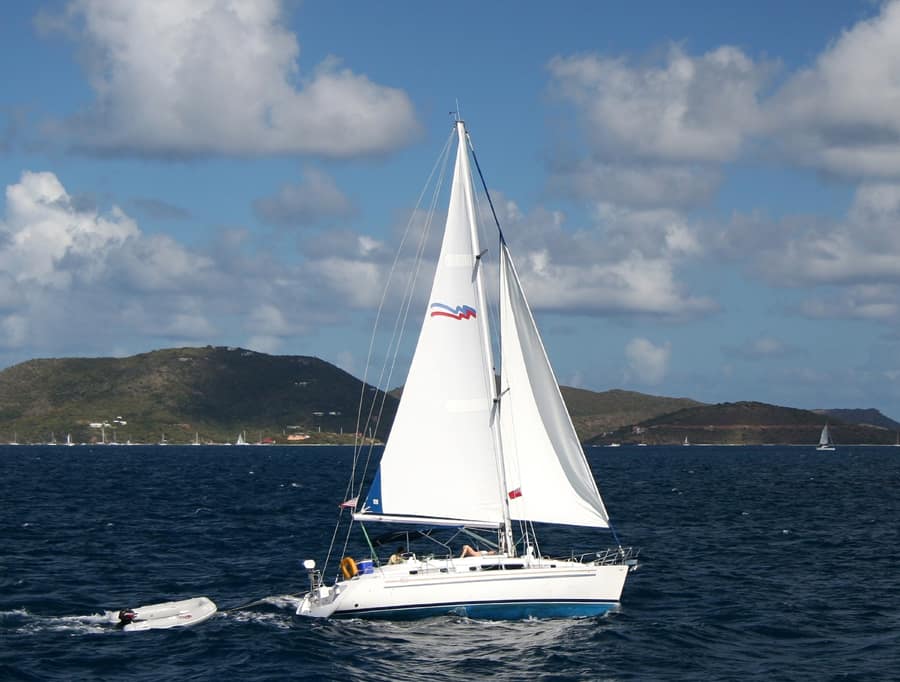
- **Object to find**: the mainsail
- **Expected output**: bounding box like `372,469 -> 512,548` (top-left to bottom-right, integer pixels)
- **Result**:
362,123 -> 501,525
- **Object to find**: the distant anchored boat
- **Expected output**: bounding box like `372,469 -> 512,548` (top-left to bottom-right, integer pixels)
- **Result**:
816,423 -> 835,451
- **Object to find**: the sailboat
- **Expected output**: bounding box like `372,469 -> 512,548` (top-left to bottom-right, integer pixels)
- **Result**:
192,432 -> 201,446
816,423 -> 835,451
66,433 -> 74,446
236,432 -> 247,446
297,120 -> 636,620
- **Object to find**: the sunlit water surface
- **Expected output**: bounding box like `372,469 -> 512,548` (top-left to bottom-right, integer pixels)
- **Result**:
2,444 -> 899,680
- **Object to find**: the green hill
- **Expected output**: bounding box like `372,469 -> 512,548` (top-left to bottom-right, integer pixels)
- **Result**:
817,408 -> 900,431
2,347 -> 897,446
596,400 -> 898,445
562,387 -> 702,441
0,347 -> 396,445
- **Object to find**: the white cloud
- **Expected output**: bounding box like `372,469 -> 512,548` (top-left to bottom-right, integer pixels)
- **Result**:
768,1 -> 900,177
0,170 -> 355,358
541,3 -> 900,330
548,46 -> 767,164
549,160 -> 720,210
249,304 -> 291,336
625,337 -> 671,385
589,203 -> 702,259
0,171 -> 138,289
482,195 -> 713,317
718,181 -> 900,293
800,284 -> 900,322
546,45 -> 770,217
254,168 -> 355,227
0,315 -> 28,349
335,350 -> 358,376
726,335 -> 795,360
43,0 -> 420,158
246,334 -> 283,355
518,250 -> 715,317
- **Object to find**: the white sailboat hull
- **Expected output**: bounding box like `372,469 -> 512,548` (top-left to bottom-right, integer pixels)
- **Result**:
299,121 -> 636,623
297,555 -> 630,620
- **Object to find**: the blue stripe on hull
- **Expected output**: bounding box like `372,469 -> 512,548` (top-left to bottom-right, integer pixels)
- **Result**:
334,600 -> 618,621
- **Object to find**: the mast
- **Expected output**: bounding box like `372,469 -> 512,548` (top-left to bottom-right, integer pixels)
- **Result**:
456,120 -> 515,555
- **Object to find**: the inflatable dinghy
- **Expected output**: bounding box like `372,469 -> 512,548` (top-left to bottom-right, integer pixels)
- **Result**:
115,596 -> 217,631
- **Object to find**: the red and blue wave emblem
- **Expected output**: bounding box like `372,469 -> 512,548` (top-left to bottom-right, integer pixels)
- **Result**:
430,303 -> 477,320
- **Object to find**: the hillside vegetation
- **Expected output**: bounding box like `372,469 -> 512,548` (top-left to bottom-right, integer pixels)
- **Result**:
592,401 -> 899,446
0,347 -> 396,445
2,347 -> 898,445
562,387 -> 701,441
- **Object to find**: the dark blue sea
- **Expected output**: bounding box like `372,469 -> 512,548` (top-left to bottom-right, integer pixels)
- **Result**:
2,444 -> 899,681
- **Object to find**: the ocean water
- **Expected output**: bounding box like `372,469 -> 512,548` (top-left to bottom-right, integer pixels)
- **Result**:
2,444 -> 899,681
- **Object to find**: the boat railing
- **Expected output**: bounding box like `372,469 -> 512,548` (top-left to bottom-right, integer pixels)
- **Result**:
571,546 -> 640,566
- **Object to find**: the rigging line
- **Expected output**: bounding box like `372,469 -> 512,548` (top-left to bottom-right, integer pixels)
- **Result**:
467,131 -> 506,245
353,133 -> 454,500
334,132 -> 454,568
220,597 -> 279,613
608,519 -> 624,551
349,129 -> 455,463
362,140 -> 449,450
326,132 -> 455,576
355,128 -> 453,455
346,128 -> 454,498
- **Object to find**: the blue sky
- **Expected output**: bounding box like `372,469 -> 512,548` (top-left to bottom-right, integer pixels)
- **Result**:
2,0 -> 900,421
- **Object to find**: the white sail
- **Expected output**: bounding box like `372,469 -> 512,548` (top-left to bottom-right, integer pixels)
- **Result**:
299,119 -> 635,622
819,424 -> 830,446
362,124 -> 502,525
498,244 -> 610,528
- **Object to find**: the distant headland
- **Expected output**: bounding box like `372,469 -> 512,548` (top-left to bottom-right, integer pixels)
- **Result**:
0,346 -> 897,446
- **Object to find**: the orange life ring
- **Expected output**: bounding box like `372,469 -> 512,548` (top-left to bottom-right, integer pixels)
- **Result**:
340,556 -> 358,580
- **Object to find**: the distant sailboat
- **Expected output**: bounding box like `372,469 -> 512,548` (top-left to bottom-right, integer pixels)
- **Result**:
816,423 -> 835,451
683,436 -> 690,446
66,433 -> 74,446
192,432 -> 201,446
236,432 -> 247,446
159,432 -> 168,446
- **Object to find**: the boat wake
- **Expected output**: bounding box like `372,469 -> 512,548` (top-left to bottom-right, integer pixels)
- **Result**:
0,607 -> 119,635
220,593 -> 302,629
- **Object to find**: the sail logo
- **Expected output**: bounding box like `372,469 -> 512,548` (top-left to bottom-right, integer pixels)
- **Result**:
430,303 -> 477,320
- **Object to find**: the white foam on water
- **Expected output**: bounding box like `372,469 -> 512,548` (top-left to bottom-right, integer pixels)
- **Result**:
2,608 -> 120,635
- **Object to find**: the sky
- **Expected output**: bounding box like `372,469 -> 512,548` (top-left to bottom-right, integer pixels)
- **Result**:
2,0 -> 900,420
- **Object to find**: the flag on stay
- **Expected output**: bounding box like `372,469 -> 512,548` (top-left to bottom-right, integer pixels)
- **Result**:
339,496 -> 358,509
508,488 -> 522,499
